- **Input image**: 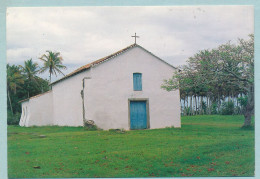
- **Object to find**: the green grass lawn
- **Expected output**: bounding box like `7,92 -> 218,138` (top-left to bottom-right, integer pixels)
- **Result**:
8,115 -> 254,178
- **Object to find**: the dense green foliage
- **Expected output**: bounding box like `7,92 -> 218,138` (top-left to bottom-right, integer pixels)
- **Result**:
221,101 -> 235,115
7,51 -> 66,125
162,35 -> 254,127
7,62 -> 49,125
8,115 -> 254,178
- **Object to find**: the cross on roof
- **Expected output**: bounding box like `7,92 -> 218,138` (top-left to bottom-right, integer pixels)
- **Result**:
131,33 -> 139,44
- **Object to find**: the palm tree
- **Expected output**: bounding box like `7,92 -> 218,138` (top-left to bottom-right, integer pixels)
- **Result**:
7,64 -> 24,115
39,51 -> 67,85
20,59 -> 39,97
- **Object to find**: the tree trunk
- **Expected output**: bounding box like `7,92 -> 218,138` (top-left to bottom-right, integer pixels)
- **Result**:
217,93 -> 220,114
27,82 -> 30,98
206,95 -> 209,114
198,96 -> 201,115
186,96 -> 188,115
200,96 -> 203,115
209,96 -> 212,115
243,110 -> 253,127
236,94 -> 239,107
49,73 -> 52,90
243,85 -> 254,127
198,96 -> 200,115
195,95 -> 197,115
14,84 -> 16,94
232,91 -> 234,103
7,90 -> 14,115
190,95 -> 193,116
28,83 -> 30,98
183,96 -> 186,116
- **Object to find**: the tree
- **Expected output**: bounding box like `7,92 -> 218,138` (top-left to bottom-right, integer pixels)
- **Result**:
162,34 -> 254,127
20,59 -> 39,97
217,35 -> 254,127
39,51 -> 66,84
7,63 -> 50,125
6,64 -> 24,115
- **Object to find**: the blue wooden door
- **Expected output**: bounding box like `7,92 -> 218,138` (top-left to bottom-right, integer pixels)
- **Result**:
130,101 -> 147,129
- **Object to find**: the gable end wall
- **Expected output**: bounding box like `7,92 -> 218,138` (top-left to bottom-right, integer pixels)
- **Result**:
84,46 -> 181,130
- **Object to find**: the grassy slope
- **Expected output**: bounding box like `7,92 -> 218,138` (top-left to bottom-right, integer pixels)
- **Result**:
8,115 -> 254,178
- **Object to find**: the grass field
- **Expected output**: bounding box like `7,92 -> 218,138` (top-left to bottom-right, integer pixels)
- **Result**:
8,115 -> 254,178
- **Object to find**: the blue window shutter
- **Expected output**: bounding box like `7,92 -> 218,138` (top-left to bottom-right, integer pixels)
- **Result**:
133,73 -> 142,91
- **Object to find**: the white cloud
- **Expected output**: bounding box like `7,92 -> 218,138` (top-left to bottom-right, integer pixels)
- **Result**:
6,6 -> 254,80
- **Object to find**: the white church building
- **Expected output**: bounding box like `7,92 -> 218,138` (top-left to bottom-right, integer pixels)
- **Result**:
19,43 -> 181,130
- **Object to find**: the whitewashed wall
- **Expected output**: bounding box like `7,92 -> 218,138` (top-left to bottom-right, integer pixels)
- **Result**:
19,101 -> 29,126
84,46 -> 181,130
52,70 -> 91,126
20,46 -> 181,129
20,91 -> 53,126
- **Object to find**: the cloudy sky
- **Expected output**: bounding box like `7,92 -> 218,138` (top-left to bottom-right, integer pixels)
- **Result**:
6,6 -> 254,81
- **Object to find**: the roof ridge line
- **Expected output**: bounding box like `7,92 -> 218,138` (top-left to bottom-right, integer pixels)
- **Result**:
51,43 -> 176,85
51,43 -> 137,85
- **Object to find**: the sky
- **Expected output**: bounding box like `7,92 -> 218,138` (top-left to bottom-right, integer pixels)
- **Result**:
6,6 -> 254,81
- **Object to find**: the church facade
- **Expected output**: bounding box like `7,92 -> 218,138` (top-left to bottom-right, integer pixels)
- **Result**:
19,44 -> 181,130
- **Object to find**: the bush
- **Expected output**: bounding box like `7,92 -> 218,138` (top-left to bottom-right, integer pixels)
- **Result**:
184,107 -> 191,116
201,101 -> 207,114
221,101 -> 235,115
238,96 -> 248,107
210,102 -> 218,114
238,96 -> 247,114
7,111 -> 21,125
234,106 -> 242,115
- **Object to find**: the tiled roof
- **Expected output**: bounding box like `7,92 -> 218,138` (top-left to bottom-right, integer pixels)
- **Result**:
19,44 -> 177,103
51,44 -> 137,85
51,43 -> 176,85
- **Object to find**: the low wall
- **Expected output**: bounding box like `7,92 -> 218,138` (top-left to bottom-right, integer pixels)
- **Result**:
19,91 -> 53,126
